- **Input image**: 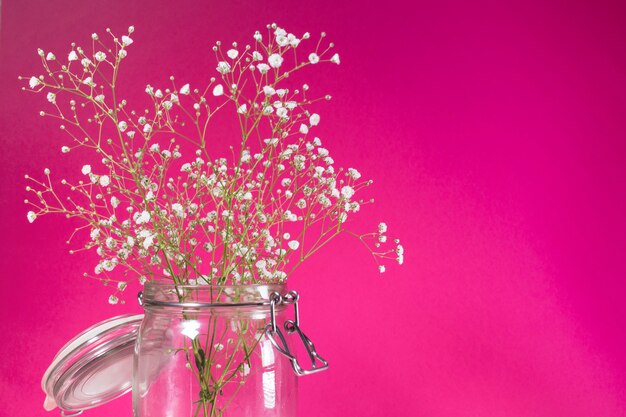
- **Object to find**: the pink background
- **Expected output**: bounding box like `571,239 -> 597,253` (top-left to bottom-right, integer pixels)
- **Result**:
1,0 -> 626,416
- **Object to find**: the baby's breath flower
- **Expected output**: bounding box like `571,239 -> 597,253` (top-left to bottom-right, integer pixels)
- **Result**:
81,165 -> 91,175
121,35 -> 134,46
99,175 -> 111,187
95,51 -> 106,62
347,168 -> 361,179
378,265 -> 386,273
216,61 -> 231,74
257,63 -> 270,74
268,53 -> 283,68
179,84 -> 190,95
29,77 -> 41,89
310,113 -> 320,126
252,51 -> 263,61
212,84 -> 224,96
226,49 -> 239,59
108,295 -> 119,305
341,185 -> 355,199
263,85 -> 275,96
61,146 -> 70,153
308,53 -> 320,64
253,31 -> 262,42
378,222 -> 388,234
299,124 -> 309,134
27,211 -> 37,223
288,240 -> 299,250
330,53 -> 340,64
68,51 -> 78,61
237,104 -> 247,114
46,52 -> 56,61
46,92 -> 56,104
134,210 -> 151,224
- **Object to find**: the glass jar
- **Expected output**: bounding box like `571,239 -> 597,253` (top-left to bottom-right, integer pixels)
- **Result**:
133,282 -> 299,417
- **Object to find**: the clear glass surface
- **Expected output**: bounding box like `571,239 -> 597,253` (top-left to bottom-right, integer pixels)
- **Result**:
133,282 -> 297,417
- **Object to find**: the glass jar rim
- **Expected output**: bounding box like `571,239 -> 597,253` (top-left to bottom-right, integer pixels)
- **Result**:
141,281 -> 286,308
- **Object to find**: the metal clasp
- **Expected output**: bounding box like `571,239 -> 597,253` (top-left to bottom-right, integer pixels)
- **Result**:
265,291 -> 329,376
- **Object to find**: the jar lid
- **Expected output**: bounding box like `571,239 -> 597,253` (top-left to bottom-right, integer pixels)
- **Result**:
41,314 -> 144,414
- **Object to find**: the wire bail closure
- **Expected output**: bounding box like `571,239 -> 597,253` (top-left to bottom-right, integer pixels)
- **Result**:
265,291 -> 329,376
137,288 -> 328,376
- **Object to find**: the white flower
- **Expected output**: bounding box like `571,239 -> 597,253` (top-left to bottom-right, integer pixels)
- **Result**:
263,85 -> 275,96
46,92 -> 56,104
378,265 -> 386,273
216,61 -> 231,74
119,49 -> 127,58
330,53 -> 340,64
212,84 -> 224,96
276,34 -> 289,47
276,107 -> 288,119
68,51 -> 78,61
95,51 -> 106,62
227,49 -> 239,59
253,31 -> 262,42
61,146 -> 70,153
268,53 -> 283,68
257,63 -> 270,74
90,228 -> 100,240
237,104 -> 247,114
378,222 -> 387,233
347,168 -> 361,179
252,51 -> 263,61
29,77 -> 40,89
341,185 -> 355,199
94,94 -> 105,103
287,33 -> 300,47
139,230 -> 154,249
288,240 -> 300,250
108,295 -> 119,305
308,53 -> 320,64
99,175 -> 111,187
81,58 -> 92,67
172,203 -> 184,218
82,77 -> 95,87
134,210 -> 151,224
299,124 -> 309,134
309,113 -> 320,126
110,196 -> 120,208
179,84 -> 190,95
121,35 -> 133,46
27,211 -> 37,223
143,124 -> 152,133
81,165 -> 91,175
46,52 -> 56,61
118,121 -> 128,132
